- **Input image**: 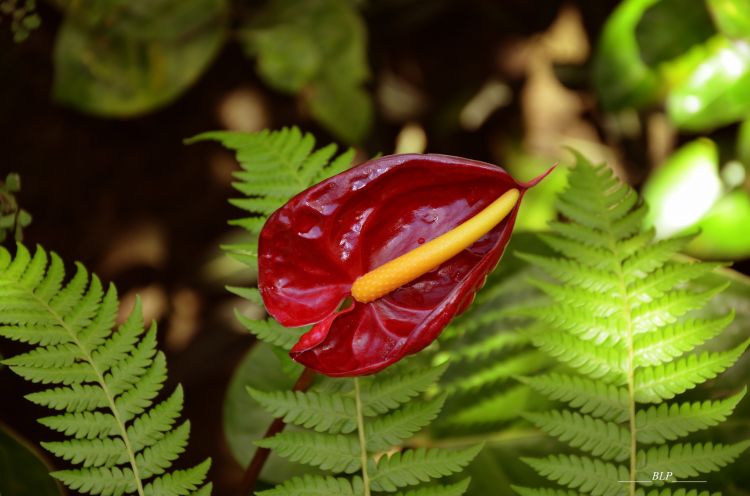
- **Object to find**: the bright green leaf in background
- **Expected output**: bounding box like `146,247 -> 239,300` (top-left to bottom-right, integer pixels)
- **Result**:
593,0 -> 661,111
667,35 -> 750,131
689,189 -> 750,258
53,0 -> 228,116
708,0 -> 750,39
0,425 -> 62,496
0,172 -> 32,242
642,137 -> 750,259
242,0 -> 372,143
642,138 -> 722,238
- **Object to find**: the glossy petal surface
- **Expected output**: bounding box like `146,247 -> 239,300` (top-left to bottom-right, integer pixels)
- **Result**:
259,153 -> 546,376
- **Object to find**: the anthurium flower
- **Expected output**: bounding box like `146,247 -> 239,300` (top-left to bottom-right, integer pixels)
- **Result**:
258,154 -> 551,376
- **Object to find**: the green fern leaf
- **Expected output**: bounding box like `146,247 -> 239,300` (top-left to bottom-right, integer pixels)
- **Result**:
518,153 -> 749,493
637,441 -> 750,479
0,244 -> 210,495
636,388 -> 746,443
392,478 -> 471,496
366,394 -> 446,452
633,313 -> 735,366
360,363 -> 448,415
369,445 -> 482,492
519,373 -> 628,422
524,410 -> 629,461
636,490 -> 720,496
444,385 -> 530,427
634,339 -> 750,403
256,475 -> 364,496
248,388 -> 357,434
511,487 -> 580,496
521,454 -> 627,496
256,432 -> 361,473
234,310 -> 304,351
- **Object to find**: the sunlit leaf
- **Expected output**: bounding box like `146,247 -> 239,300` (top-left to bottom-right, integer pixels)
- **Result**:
667,35 -> 750,131
53,0 -> 228,117
707,0 -> 750,39
687,189 -> 750,259
593,0 -> 661,110
642,138 -> 722,238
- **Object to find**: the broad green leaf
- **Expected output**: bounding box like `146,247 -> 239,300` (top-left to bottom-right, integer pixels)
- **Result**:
641,138 -> 722,238
223,342 -> 314,483
687,189 -> 750,259
53,0 -> 227,116
593,0 -> 661,110
707,0 -> 750,39
241,0 -> 371,142
667,35 -> 750,130
0,424 -> 63,496
635,0 -> 715,67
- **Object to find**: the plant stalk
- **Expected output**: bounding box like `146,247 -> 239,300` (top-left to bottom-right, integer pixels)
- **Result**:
239,367 -> 316,495
354,377 -> 372,496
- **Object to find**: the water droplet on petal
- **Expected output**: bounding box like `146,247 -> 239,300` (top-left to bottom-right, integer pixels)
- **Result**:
418,237 -> 425,244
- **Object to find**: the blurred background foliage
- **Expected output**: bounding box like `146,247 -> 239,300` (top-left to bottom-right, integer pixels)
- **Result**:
1,0 -> 750,494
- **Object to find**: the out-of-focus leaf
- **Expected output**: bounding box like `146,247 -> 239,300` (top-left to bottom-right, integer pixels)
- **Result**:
0,424 -> 62,496
505,154 -> 569,231
687,189 -> 750,259
642,138 -> 722,238
0,172 -> 32,242
635,0 -> 715,67
53,0 -> 227,117
242,0 -> 371,142
223,341 -> 314,483
739,117 -> 750,166
593,0 -> 661,110
708,0 -> 750,39
307,78 -> 373,145
667,36 -> 750,131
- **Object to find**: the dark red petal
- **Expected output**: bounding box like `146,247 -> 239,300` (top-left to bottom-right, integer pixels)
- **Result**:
259,153 -> 550,374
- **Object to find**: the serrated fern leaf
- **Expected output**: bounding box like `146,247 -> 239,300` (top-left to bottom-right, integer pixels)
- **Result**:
256,431 -> 361,473
360,362 -> 448,415
249,387 -> 357,433
637,441 -> 750,480
518,152 -> 750,494
0,244 -> 210,496
636,388 -> 746,444
392,478 -> 471,496
366,394 -> 446,452
256,475 -> 364,496
521,454 -> 627,496
524,410 -> 629,461
369,444 -> 483,492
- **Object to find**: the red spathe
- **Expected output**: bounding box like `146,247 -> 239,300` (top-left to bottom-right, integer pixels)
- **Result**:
258,153 -> 551,376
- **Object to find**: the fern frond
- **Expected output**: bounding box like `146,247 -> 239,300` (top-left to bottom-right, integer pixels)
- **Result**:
369,445 -> 483,492
256,475 -> 364,496
637,441 -> 750,479
511,487 -> 582,496
634,339 -> 750,403
366,394 -> 446,452
256,431 -> 361,473
636,388 -> 747,443
519,373 -> 628,422
360,362 -> 448,415
524,410 -> 629,461
391,478 -> 471,496
249,388 -> 357,433
521,454 -> 627,496
0,244 -> 210,495
518,152 -> 750,493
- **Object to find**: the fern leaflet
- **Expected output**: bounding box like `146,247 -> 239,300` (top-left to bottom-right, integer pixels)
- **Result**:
0,244 -> 211,495
518,152 -> 749,495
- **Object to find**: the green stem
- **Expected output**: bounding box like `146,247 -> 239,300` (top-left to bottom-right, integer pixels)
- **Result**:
354,377 -> 371,496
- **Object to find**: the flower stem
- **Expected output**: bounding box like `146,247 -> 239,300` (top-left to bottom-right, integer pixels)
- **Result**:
354,377 -> 372,496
